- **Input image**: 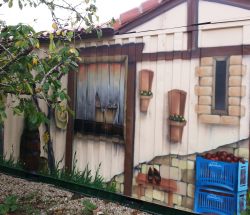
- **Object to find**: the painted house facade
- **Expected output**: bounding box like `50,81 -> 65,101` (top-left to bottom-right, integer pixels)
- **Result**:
2,0 -> 250,213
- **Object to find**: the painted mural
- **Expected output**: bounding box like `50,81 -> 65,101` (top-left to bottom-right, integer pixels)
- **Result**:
3,0 -> 250,214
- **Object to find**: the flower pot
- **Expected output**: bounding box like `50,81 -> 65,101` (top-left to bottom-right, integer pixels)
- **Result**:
140,95 -> 153,112
168,120 -> 186,143
139,70 -> 154,113
168,89 -> 186,116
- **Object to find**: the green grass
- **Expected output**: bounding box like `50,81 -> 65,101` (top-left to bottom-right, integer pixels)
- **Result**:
82,199 -> 97,215
0,151 -> 116,193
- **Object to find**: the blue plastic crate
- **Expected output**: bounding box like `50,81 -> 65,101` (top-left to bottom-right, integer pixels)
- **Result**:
196,156 -> 248,192
194,187 -> 246,215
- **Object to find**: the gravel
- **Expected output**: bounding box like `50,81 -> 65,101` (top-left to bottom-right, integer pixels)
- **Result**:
0,173 -> 151,215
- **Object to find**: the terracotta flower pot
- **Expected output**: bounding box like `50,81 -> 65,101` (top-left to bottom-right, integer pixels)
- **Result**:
168,120 -> 186,143
140,95 -> 153,112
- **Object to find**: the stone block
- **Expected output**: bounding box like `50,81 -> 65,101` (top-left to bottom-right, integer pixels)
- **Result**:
173,194 -> 182,206
229,65 -> 246,76
152,200 -> 165,206
145,186 -> 153,201
187,184 -> 195,198
181,170 -> 195,184
160,165 -> 170,179
115,174 -> 124,183
178,160 -> 194,170
153,189 -> 164,202
195,86 -> 212,96
187,154 -> 196,161
151,156 -> 170,165
200,114 -> 221,124
178,160 -> 187,170
228,86 -> 246,97
171,158 -> 179,167
228,97 -> 241,105
140,196 -> 146,201
200,77 -> 213,86
141,164 -> 148,174
132,185 -> 138,196
230,55 -> 242,65
199,96 -> 212,105
220,116 -> 239,125
187,161 -> 195,170
182,197 -> 194,210
217,146 -> 234,154
169,167 -> 181,180
228,106 -> 245,117
195,105 -> 211,114
229,76 -> 242,86
235,148 -> 249,159
132,194 -> 137,198
195,66 -> 213,77
120,184 -> 124,193
164,193 -> 169,205
116,183 -> 121,192
175,182 -> 187,195
132,177 -> 137,186
201,57 -> 213,66
238,139 -> 249,148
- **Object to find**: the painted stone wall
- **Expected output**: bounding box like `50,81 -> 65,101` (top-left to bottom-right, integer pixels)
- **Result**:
113,138 -> 249,212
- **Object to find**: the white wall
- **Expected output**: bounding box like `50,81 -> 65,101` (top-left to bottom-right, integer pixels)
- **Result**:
130,3 -> 187,33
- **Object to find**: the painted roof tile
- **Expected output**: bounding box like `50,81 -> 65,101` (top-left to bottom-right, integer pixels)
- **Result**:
113,0 -> 164,31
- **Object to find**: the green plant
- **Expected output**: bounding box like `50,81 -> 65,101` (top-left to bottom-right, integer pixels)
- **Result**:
241,192 -> 250,214
169,114 -> 186,122
0,195 -> 19,215
82,199 -> 97,215
140,90 -> 153,96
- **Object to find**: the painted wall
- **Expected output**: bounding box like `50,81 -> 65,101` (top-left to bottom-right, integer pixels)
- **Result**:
129,2 -> 187,33
3,1 -> 250,183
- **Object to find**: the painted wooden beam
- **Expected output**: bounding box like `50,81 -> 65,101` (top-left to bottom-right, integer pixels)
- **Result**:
187,0 -> 199,50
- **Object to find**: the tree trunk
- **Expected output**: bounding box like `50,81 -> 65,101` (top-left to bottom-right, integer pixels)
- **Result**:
46,107 -> 56,172
33,97 -> 55,173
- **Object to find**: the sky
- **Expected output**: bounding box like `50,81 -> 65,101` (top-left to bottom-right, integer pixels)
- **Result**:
0,0 -> 146,31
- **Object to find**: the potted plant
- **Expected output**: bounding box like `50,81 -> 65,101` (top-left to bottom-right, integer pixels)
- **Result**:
167,89 -> 187,143
140,90 -> 153,112
139,70 -> 154,112
168,114 -> 186,143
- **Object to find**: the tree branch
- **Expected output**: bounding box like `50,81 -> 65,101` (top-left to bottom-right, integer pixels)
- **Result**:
40,61 -> 64,86
0,43 -> 15,59
0,47 -> 33,71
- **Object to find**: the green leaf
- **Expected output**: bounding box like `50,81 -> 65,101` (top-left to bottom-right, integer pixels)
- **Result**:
18,0 -> 23,9
8,0 -> 13,8
49,40 -> 56,52
13,107 -> 22,115
43,83 -> 50,91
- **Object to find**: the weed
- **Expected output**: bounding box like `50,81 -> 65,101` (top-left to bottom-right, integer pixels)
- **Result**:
0,195 -> 19,215
0,151 -> 116,193
82,199 -> 97,215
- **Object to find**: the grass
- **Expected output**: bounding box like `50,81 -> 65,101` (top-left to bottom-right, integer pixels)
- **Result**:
0,151 -> 116,193
82,199 -> 98,215
0,195 -> 19,215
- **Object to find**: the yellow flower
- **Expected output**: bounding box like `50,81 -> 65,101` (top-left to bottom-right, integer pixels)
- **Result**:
43,132 -> 50,144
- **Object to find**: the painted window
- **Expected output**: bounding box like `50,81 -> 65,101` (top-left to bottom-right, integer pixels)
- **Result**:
212,58 -> 228,114
75,56 -> 127,139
